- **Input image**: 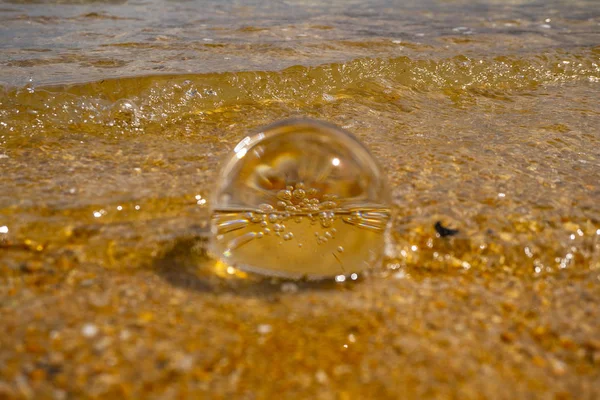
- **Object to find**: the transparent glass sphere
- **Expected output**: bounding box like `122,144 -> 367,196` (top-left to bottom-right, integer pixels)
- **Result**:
209,119 -> 392,280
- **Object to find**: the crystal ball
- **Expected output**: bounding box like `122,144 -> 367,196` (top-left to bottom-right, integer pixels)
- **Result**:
209,119 -> 392,280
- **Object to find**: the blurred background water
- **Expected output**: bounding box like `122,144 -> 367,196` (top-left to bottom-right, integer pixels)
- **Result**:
1,0 -> 599,85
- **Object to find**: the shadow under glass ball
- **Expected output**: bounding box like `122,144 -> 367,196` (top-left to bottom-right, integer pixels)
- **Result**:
209,119 -> 392,280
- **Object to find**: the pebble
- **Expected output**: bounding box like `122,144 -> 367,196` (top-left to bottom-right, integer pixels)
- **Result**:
257,324 -> 272,334
173,354 -> 195,372
281,282 -> 299,293
315,369 -> 329,384
119,330 -> 132,341
81,323 -> 99,338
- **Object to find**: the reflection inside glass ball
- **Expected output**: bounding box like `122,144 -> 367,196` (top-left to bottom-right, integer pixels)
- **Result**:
209,119 -> 392,280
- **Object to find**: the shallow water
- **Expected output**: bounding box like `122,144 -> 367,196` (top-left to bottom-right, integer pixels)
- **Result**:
1,0 -> 600,398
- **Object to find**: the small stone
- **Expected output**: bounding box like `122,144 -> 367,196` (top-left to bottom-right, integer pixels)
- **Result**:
53,390 -> 67,400
584,339 -> 600,350
315,369 -> 329,384
88,292 -> 110,308
501,302 -> 516,312
333,364 -> 352,377
257,324 -> 272,334
559,336 -> 577,350
80,279 -> 96,287
500,331 -> 516,343
531,355 -> 546,367
549,357 -> 567,376
281,282 -> 299,293
393,270 -> 407,279
137,312 -> 154,324
119,330 -> 131,341
94,336 -> 113,351
21,261 -> 43,273
81,323 -> 98,338
173,354 -> 194,372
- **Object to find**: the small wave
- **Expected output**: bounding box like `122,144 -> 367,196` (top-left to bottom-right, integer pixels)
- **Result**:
2,47 -> 599,135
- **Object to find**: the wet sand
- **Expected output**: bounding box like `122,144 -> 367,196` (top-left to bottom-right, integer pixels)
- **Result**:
1,0 -> 600,398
